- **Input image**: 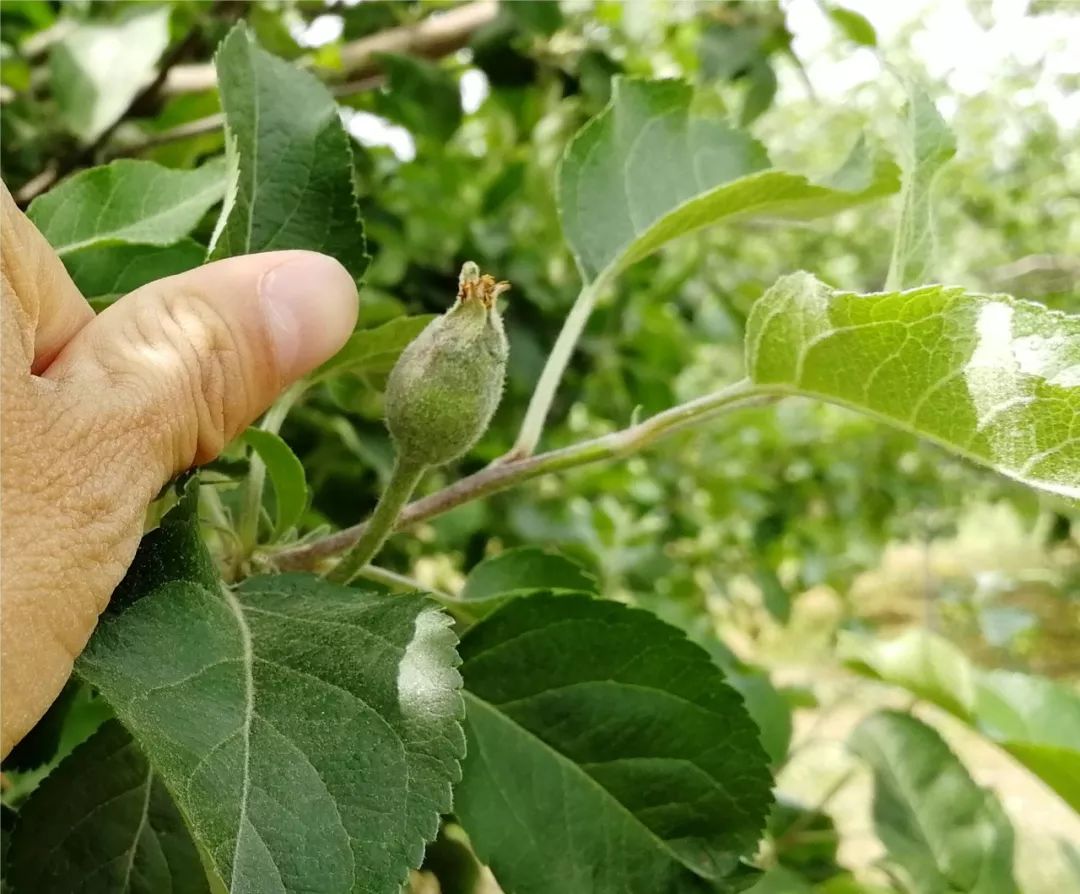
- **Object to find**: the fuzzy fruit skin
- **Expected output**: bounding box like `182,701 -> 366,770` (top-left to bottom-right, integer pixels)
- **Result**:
385,278 -> 508,467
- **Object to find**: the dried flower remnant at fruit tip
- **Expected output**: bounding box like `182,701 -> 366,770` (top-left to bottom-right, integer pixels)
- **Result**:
458,260 -> 511,309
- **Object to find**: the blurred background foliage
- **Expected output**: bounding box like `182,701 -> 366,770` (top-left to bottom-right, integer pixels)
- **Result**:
2,1 -> 1078,891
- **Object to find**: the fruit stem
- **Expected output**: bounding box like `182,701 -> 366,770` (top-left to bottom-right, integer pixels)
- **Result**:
327,457 -> 427,585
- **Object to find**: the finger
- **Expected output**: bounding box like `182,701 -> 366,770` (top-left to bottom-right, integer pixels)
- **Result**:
1,181 -> 95,373
43,249 -> 358,482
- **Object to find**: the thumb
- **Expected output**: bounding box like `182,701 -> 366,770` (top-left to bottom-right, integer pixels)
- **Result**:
44,250 -> 357,480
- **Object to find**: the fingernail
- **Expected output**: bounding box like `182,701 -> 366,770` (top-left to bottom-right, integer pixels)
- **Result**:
259,253 -> 359,378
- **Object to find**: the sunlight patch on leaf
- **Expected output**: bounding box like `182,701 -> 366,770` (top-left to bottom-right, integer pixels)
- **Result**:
50,6 -> 171,144
746,272 -> 1080,499
76,484 -> 463,894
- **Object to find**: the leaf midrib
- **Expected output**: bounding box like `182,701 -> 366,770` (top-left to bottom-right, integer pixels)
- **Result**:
117,765 -> 154,892
586,165 -> 890,286
869,740 -> 989,890
169,584 -> 416,893
222,586 -> 257,894
54,178 -> 225,256
463,690 -> 713,879
29,747 -> 152,873
750,381 -> 1080,498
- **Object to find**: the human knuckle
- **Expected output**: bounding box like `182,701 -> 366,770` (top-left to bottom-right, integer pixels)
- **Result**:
120,290 -> 256,468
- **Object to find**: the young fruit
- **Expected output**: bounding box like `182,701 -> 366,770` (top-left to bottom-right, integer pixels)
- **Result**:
385,262 -> 509,468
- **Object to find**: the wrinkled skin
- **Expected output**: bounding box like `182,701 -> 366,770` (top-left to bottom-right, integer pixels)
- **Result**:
0,181 -> 358,757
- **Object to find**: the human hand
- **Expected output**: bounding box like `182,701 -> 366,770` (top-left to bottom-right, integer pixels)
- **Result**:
0,182 -> 358,757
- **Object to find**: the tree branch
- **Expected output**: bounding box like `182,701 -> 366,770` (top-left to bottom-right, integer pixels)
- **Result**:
14,6 -> 228,205
110,113 -> 225,158
161,0 -> 498,96
13,163 -> 60,206
107,76 -> 386,159
989,253 -> 1080,290
16,2 -> 493,189
270,381 -> 774,572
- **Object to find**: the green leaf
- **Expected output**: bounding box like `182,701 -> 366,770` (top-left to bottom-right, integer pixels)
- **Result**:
728,671 -> 792,767
417,823 -> 486,894
373,53 -> 463,143
815,876 -> 894,894
694,640 -> 793,768
840,629 -> 977,718
63,239 -> 206,304
746,272 -> 1080,499
2,0 -> 55,33
312,315 -> 437,382
885,84 -> 957,289
842,629 -> 1080,811
974,669 -> 1080,809
28,160 -> 226,257
240,429 -> 308,539
76,483 -> 464,894
849,711 -> 1019,894
558,77 -> 899,286
209,24 -> 368,280
460,546 -> 598,603
828,7 -> 878,46
698,24 -> 764,82
505,0 -> 563,36
455,593 -> 772,894
746,867 -> 813,894
6,720 -> 211,894
111,477 -> 216,608
740,60 -> 777,127
765,798 -> 841,884
1,805 -> 12,894
2,680 -> 110,774
49,6 -> 171,144
754,564 -> 791,623
1061,840 -> 1080,887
